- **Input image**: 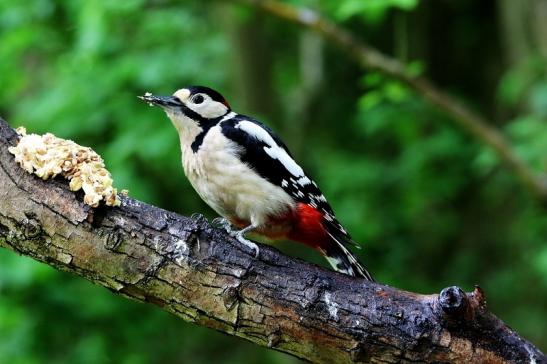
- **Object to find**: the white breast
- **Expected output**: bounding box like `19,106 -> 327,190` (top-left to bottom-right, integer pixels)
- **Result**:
180,125 -> 295,226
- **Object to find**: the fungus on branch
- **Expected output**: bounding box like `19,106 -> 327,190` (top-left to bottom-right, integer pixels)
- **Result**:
8,127 -> 121,207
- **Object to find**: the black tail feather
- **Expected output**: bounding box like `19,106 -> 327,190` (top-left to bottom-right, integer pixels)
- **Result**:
324,231 -> 375,281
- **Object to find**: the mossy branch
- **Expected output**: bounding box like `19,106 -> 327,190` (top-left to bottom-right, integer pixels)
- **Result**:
0,117 -> 544,363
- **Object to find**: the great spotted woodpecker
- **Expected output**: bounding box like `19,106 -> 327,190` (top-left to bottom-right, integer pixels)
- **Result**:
139,86 -> 374,281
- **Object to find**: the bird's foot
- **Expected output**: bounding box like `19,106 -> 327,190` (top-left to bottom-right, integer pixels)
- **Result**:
211,217 -> 234,233
234,231 -> 260,258
211,218 -> 259,257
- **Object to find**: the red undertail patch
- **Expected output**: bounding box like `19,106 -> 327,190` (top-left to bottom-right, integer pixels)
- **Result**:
287,203 -> 329,250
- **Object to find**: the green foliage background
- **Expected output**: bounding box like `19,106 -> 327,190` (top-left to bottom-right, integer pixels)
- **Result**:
0,0 -> 546,362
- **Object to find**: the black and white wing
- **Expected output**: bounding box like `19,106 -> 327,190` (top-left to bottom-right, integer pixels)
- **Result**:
220,115 -> 360,249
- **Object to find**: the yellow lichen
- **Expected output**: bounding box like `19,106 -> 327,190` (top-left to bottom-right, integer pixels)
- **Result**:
8,127 -> 121,208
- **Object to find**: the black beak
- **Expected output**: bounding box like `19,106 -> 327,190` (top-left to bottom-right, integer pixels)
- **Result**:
138,93 -> 181,108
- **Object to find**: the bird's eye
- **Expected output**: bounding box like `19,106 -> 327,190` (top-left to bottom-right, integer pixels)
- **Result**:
192,94 -> 205,104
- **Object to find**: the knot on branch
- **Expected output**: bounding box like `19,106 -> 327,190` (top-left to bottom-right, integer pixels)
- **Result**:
5,215 -> 44,245
222,285 -> 241,311
439,285 -> 486,324
105,229 -> 125,251
267,327 -> 282,348
22,213 -> 42,239
439,286 -> 468,316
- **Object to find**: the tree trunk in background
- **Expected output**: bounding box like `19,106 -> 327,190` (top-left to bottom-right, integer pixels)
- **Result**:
285,30 -> 324,156
221,2 -> 326,156
498,0 -> 534,66
224,6 -> 279,120
499,0 -> 547,65
531,0 -> 547,70
497,0 -> 547,112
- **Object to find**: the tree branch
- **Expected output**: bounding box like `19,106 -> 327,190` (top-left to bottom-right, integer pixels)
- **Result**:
229,0 -> 547,203
0,117 -> 544,363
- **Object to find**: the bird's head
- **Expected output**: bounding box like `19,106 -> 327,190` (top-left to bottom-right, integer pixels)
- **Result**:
139,86 -> 231,136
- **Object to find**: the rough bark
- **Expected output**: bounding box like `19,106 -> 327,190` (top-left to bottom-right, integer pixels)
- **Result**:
0,117 -> 544,364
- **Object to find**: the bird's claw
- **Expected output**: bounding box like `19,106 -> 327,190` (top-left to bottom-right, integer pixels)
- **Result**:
190,213 -> 205,221
211,217 -> 224,226
212,217 -> 233,232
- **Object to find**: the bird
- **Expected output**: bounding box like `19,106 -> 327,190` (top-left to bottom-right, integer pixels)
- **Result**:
139,86 -> 374,281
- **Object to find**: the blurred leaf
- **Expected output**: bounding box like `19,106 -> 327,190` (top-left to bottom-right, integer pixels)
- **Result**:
335,0 -> 419,21
528,82 -> 547,118
497,56 -> 546,106
406,60 -> 425,77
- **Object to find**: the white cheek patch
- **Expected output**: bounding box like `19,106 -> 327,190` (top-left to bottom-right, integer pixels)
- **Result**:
235,120 -> 305,177
198,102 -> 228,119
173,89 -> 191,102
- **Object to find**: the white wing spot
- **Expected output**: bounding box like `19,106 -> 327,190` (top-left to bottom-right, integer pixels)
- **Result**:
281,179 -> 288,188
297,176 -> 311,185
236,120 -> 305,177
